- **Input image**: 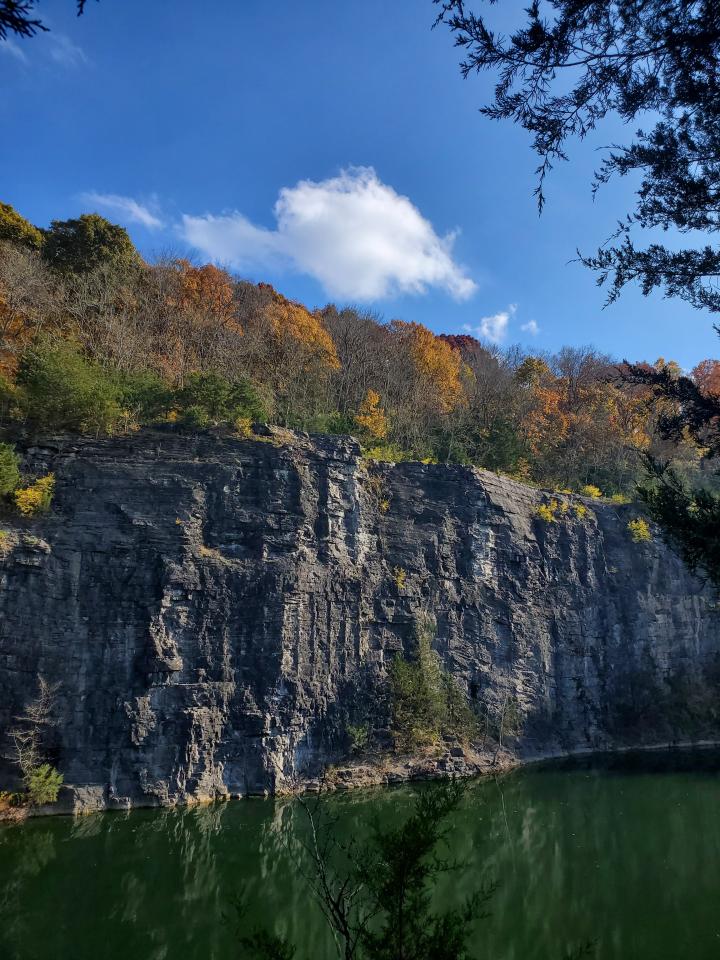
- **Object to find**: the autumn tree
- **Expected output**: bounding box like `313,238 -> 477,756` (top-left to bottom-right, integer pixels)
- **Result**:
235,282 -> 339,426
146,259 -> 244,385
692,360 -> 720,399
387,320 -> 466,453
0,202 -> 43,251
58,261 -> 151,374
0,242 -> 57,376
511,348 -> 656,492
441,335 -> 529,471
56,257 -> 246,388
354,389 -> 389,441
322,306 -> 394,419
401,321 -> 464,415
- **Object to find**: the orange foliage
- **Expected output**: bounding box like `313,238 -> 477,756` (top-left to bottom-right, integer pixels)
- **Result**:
692,359 -> 720,397
354,389 -> 389,439
261,285 -> 339,369
151,260 -> 243,383
176,262 -> 237,323
523,369 -> 651,458
523,383 -> 569,455
395,321 -> 464,414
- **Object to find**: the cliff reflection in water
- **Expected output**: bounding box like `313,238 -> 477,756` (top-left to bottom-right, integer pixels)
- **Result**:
1,750 -> 720,960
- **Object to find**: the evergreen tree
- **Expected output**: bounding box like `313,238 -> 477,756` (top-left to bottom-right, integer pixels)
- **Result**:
43,213 -> 141,275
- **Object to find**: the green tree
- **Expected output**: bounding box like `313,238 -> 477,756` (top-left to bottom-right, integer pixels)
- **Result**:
233,783 -> 495,960
390,619 -> 478,751
43,213 -> 141,275
620,367 -> 720,581
16,338 -> 123,433
0,442 -> 20,496
25,763 -> 63,806
116,369 -> 173,424
355,786 -> 492,960
638,462 -> 720,586
178,371 -> 267,423
0,202 -> 43,250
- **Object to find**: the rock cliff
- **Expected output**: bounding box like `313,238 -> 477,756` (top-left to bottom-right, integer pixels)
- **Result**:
0,429 -> 717,812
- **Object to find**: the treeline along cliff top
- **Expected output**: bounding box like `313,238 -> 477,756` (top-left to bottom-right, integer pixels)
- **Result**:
0,199 -> 718,502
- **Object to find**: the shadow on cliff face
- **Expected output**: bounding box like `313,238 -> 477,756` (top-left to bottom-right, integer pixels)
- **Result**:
602,653 -> 720,746
299,664 -> 393,773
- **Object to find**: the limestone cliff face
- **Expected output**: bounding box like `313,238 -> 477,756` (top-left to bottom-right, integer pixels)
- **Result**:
0,429 -> 717,811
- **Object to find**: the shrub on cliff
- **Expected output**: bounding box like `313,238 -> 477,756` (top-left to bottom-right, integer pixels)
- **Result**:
116,369 -> 174,424
628,518 -> 652,543
8,676 -> 63,807
390,619 -> 477,751
25,763 -> 63,806
639,466 -> 720,584
16,339 -> 124,434
177,371 -> 267,425
14,473 -> 54,516
0,442 -> 20,496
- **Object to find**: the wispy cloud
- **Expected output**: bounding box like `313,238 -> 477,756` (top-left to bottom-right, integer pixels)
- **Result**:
1,31 -> 87,69
521,319 -> 540,336
465,304 -> 516,344
48,33 -> 87,68
181,166 -> 477,302
81,192 -> 164,230
0,39 -> 28,64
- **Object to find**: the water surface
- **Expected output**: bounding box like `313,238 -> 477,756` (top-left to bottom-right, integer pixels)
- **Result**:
2,750 -> 720,959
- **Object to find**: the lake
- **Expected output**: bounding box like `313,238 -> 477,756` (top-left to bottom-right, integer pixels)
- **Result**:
2,749 -> 719,959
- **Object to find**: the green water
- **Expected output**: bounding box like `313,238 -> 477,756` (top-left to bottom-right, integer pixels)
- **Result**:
2,750 -> 720,960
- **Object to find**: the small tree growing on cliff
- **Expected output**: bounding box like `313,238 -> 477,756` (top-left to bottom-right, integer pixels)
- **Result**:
0,441 -> 20,496
389,618 -> 478,751
6,676 -> 63,806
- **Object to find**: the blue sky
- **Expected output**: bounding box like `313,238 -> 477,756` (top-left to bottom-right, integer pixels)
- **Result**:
1,0 -> 717,368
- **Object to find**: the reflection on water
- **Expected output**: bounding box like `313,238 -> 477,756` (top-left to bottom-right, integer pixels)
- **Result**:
1,750 -> 720,959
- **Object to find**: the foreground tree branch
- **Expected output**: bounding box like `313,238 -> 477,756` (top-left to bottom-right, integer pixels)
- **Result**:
434,0 -> 720,310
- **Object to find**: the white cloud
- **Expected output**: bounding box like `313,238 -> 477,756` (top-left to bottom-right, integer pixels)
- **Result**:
81,192 -> 164,230
48,33 -> 87,68
0,39 -> 28,63
181,167 -> 476,302
521,319 -> 540,336
464,304 -> 516,344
